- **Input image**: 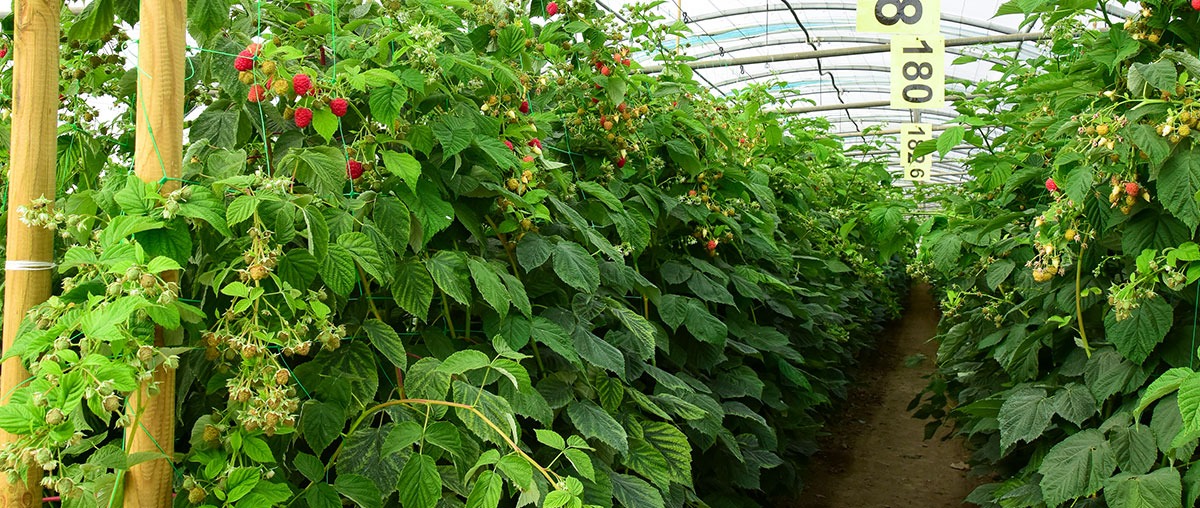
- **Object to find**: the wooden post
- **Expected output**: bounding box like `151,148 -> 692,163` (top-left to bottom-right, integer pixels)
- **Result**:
0,0 -> 61,506
124,0 -> 185,506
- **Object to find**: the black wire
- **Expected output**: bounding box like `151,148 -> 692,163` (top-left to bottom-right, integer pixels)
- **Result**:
778,0 -> 862,132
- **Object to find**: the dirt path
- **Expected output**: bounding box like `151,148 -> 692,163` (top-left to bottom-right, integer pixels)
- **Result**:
792,284 -> 978,508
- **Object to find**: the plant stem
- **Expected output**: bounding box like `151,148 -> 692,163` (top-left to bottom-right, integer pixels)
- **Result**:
440,290 -> 457,340
358,266 -> 384,322
1076,244 -> 1092,358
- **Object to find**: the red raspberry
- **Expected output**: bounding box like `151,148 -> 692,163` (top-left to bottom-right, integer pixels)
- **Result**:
292,74 -> 313,97
706,239 -> 718,251
1045,178 -> 1058,193
246,43 -> 262,55
622,58 -> 630,67
1192,0 -> 1200,10
330,98 -> 349,117
294,107 -> 313,128
1125,182 -> 1140,196
504,139 -> 514,151
247,84 -> 266,103
688,189 -> 697,197
528,138 -> 542,150
0,48 -> 8,59
600,65 -> 611,77
519,100 -> 530,114
346,159 -> 364,180
234,50 -> 254,72
546,1 -> 559,16
617,103 -> 626,113
616,157 -> 626,168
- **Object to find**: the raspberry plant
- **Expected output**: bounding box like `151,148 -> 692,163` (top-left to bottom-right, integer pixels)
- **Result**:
0,1 -> 915,507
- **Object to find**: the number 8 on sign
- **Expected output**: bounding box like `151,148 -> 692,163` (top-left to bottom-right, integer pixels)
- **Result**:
857,0 -> 940,34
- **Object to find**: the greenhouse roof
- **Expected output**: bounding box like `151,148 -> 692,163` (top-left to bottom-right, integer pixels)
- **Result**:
611,0 -> 1140,185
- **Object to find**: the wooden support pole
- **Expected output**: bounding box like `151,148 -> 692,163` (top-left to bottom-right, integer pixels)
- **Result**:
124,0 -> 186,506
0,0 -> 60,505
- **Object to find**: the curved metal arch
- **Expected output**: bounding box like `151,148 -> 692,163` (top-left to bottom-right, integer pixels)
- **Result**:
707,64 -> 981,88
680,1 -> 1026,37
687,34 -> 1036,64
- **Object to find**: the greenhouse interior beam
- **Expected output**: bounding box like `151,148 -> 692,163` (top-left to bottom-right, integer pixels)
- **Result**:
641,32 -> 1047,73
781,95 -> 979,114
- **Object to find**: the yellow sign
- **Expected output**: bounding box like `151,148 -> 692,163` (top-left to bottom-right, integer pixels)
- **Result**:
900,123 -> 933,182
891,35 -> 945,109
857,0 -> 941,34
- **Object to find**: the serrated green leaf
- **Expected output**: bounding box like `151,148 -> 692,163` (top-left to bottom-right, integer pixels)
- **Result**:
1038,429 -> 1116,507
362,319 -> 406,372
553,241 -> 600,293
567,400 -> 628,454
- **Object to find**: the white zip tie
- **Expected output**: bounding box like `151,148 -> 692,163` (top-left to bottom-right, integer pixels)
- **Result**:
5,260 -> 56,271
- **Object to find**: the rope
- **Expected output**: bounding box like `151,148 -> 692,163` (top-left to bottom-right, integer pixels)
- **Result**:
4,260 -> 56,271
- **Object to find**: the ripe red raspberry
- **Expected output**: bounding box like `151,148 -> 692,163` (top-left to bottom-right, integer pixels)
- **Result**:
0,48 -> 8,59
246,43 -> 262,55
1193,0 -> 1200,10
706,239 -> 718,251
546,1 -> 559,16
519,100 -> 530,114
616,157 -> 626,168
294,107 -> 313,128
1045,178 -> 1058,193
528,138 -> 542,150
504,139 -> 514,151
330,98 -> 349,117
247,84 -> 266,103
600,65 -> 612,77
292,74 -> 314,97
346,159 -> 364,180
622,58 -> 630,67
234,50 -> 254,71
1125,182 -> 1140,196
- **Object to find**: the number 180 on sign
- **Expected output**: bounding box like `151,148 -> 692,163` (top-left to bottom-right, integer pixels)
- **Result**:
900,123 -> 933,182
891,35 -> 945,109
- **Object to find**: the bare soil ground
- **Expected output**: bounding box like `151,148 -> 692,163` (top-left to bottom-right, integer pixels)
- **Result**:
790,284 -> 979,508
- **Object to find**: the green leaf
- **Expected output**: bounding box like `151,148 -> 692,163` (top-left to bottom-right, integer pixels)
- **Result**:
1064,164 -> 1094,204
369,86 -> 407,125
432,117 -> 473,158
1054,383 -> 1098,427
999,386 -> 1055,453
427,251 -> 472,306
1111,422 -> 1157,475
381,150 -> 422,193
610,473 -> 664,508
936,126 -> 965,157
294,453 -> 324,482
624,439 -> 671,489
312,109 -> 339,142
281,146 -> 347,197
468,258 -> 511,318
516,233 -> 553,271
187,0 -> 232,38
566,400 -> 628,454
226,467 -> 260,502
986,259 -> 1016,290
241,436 -> 275,463
564,448 -> 595,481
664,138 -> 701,175
607,301 -> 656,360
407,358 -> 451,401
362,319 -> 406,372
306,483 -> 341,508
337,424 -> 404,497
319,244 -> 357,296
437,350 -> 491,376
464,470 -> 502,508
392,259 -> 435,321
1137,368 -> 1193,415
226,195 -> 259,228
334,473 -> 382,508
531,317 -> 581,366
1104,295 -> 1174,365
473,136 -> 520,170
642,421 -> 692,484
339,231 -> 390,284
1136,60 -> 1179,93
553,241 -> 600,293
1130,124 -> 1171,167
1038,429 -> 1117,507
578,181 -> 622,211
372,196 -> 411,253
68,0 -> 115,41
300,401 -> 343,453
535,429 -> 566,450
1159,148 -> 1200,231
1104,467 -> 1183,508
